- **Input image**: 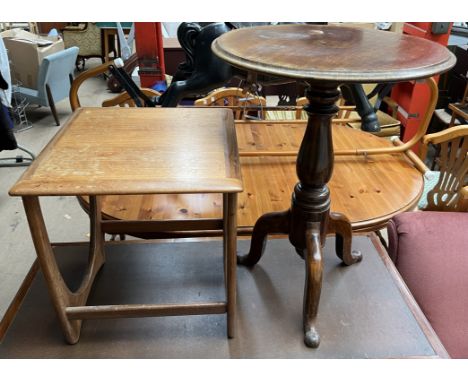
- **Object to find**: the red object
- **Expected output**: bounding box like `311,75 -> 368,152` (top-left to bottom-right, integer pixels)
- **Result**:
402,22 -> 451,45
134,22 -> 166,88
387,211 -> 468,358
391,23 -> 452,151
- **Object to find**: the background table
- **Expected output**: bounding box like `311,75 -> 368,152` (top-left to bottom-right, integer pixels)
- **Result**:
212,24 -> 456,347
78,121 -> 424,234
95,22 -> 133,62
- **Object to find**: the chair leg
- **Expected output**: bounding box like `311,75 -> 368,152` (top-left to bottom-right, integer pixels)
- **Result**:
46,84 -> 60,126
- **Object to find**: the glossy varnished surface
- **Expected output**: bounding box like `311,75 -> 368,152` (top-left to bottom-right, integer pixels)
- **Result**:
240,123 -> 423,230
9,108 -> 243,196
85,123 -> 423,231
212,24 -> 456,82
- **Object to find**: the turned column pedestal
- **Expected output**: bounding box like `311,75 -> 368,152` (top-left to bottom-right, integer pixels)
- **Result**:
238,82 -> 361,347
212,23 -> 455,348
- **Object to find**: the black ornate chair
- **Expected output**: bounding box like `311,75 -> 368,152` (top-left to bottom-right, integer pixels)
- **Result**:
156,21 -> 390,137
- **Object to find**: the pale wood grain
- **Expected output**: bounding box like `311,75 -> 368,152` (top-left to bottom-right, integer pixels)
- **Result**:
78,122 -> 423,232
9,108 -> 243,196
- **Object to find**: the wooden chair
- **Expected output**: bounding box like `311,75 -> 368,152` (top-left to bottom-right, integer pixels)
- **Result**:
219,95 -> 359,126
269,83 -> 400,134
386,125 -> 468,358
299,96 -> 359,125
448,82 -> 468,128
69,60 -> 160,110
428,82 -> 468,170
343,83 -> 402,138
194,87 -> 266,120
416,125 -> 468,212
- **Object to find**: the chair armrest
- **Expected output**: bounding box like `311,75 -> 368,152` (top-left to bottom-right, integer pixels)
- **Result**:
422,124 -> 468,145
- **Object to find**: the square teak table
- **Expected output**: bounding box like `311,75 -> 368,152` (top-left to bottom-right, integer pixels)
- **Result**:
9,107 -> 243,344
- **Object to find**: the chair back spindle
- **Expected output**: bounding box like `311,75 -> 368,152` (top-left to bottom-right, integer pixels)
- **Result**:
424,126 -> 468,212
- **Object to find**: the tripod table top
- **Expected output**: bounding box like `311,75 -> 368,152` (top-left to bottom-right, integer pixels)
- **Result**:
212,24 -> 456,83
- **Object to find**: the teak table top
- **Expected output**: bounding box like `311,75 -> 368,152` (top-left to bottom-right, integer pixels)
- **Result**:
212,24 -> 456,83
10,108 -> 243,196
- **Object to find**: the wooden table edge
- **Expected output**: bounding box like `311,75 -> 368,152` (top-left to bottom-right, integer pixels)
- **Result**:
8,181 -> 244,197
211,25 -> 457,83
7,109 -> 84,197
8,107 -> 243,197
212,43 -> 456,84
349,183 -> 423,231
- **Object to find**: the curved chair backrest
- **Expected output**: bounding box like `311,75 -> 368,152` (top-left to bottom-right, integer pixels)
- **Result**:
422,125 -> 468,212
36,46 -> 79,103
101,89 -> 161,108
69,60 -> 160,111
70,60 -> 112,111
194,87 -> 266,120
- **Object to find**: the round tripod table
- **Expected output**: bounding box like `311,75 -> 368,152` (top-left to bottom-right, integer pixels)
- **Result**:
212,24 -> 455,347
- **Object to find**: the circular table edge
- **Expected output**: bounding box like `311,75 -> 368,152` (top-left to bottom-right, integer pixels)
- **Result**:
212,34 -> 457,83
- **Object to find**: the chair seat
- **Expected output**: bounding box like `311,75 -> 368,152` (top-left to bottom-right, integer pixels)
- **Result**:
387,211 -> 468,358
13,85 -> 41,105
12,47 -> 78,125
418,170 -> 441,209
347,110 -> 401,137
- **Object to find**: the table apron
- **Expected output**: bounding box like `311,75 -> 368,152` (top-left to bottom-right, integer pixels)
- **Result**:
101,218 -> 223,234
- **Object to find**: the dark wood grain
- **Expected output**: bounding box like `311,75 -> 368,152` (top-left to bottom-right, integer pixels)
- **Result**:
212,23 -> 455,348
212,24 -> 456,83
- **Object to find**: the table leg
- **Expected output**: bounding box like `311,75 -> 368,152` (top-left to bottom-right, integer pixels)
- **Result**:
22,195 -> 105,344
237,210 -> 290,266
238,82 -> 362,348
103,29 -> 110,62
223,194 -> 228,291
303,221 -> 323,347
224,192 -> 238,338
328,212 -> 362,265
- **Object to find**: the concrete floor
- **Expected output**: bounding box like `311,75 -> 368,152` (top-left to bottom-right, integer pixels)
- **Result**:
0,59 -> 112,320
